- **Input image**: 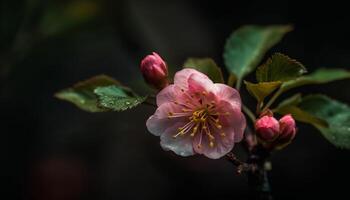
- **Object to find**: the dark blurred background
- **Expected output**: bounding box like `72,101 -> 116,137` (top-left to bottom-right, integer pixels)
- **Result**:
1,0 -> 350,199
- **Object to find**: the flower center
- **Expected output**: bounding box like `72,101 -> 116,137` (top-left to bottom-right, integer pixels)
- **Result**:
167,98 -> 229,148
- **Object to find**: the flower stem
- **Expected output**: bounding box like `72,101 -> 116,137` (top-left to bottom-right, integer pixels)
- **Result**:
235,77 -> 242,91
227,74 -> 236,87
226,152 -> 257,174
248,167 -> 273,200
261,89 -> 282,112
142,101 -> 157,107
226,146 -> 273,200
242,105 -> 256,123
247,146 -> 273,200
143,96 -> 157,107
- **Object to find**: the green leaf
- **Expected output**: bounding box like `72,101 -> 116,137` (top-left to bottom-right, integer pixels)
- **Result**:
183,58 -> 224,83
223,25 -> 293,80
256,53 -> 306,82
281,68 -> 350,92
275,94 -> 327,127
276,94 -> 350,149
301,95 -> 350,148
55,75 -> 119,112
94,85 -> 147,111
244,81 -> 281,103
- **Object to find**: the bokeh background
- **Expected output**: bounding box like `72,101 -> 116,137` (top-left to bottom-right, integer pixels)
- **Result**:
2,0 -> 350,199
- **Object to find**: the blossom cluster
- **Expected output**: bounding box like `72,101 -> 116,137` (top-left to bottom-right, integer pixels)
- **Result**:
140,52 -> 296,159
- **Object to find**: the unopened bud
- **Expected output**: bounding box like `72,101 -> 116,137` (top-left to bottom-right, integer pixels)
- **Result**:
255,115 -> 280,142
277,114 -> 297,143
140,52 -> 168,89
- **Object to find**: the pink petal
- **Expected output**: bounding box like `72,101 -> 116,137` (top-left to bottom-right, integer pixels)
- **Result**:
217,100 -> 246,142
192,100 -> 246,159
156,84 -> 180,106
174,68 -> 198,90
152,52 -> 168,72
187,72 -> 214,93
193,130 -> 234,159
232,113 -> 246,142
146,102 -> 186,136
214,83 -> 242,109
147,102 -> 194,156
160,122 -> 195,157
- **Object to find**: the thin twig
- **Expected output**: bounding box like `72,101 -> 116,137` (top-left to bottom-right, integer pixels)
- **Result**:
227,74 -> 236,87
261,89 -> 282,112
226,152 -> 257,174
149,94 -> 156,99
242,105 -> 256,123
235,77 -> 242,91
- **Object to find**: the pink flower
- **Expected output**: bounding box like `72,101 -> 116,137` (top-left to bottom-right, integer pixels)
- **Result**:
146,69 -> 246,159
255,115 -> 280,142
140,52 -> 168,89
278,114 -> 296,142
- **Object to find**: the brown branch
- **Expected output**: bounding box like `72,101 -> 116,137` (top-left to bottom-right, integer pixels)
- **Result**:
226,152 -> 257,174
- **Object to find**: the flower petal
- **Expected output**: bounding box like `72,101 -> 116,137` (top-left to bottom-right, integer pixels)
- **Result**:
214,83 -> 241,108
146,102 -> 186,136
192,100 -> 246,159
217,100 -> 246,143
156,84 -> 180,106
174,68 -> 198,90
187,72 -> 214,93
160,123 -> 195,157
192,129 -> 234,159
232,113 -> 246,142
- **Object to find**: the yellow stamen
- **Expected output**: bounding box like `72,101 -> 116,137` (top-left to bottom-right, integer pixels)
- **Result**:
173,131 -> 183,138
216,124 -> 222,129
169,100 -> 227,149
209,141 -> 214,148
190,124 -> 199,137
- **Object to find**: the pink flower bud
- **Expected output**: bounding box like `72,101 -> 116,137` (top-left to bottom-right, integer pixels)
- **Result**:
140,52 -> 168,89
255,115 -> 280,142
278,114 -> 297,142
